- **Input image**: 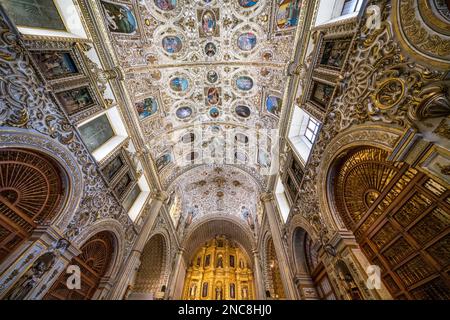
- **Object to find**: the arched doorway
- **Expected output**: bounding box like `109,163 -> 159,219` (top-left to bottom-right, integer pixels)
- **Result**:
265,237 -> 286,299
129,234 -> 168,299
331,146 -> 450,299
44,231 -> 115,300
0,148 -> 66,265
182,235 -> 255,300
292,227 -> 336,299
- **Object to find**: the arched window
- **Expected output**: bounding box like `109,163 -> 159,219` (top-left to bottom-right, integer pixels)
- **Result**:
332,147 -> 450,299
0,149 -> 65,265
44,231 -> 115,300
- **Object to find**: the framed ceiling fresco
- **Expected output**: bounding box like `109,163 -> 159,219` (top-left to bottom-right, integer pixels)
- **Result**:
55,86 -> 96,116
30,51 -> 81,81
100,0 -> 138,35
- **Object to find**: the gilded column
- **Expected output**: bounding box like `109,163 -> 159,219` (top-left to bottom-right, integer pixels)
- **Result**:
260,192 -> 298,299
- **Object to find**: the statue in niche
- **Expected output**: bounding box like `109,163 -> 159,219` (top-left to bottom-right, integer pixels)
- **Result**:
184,205 -> 199,228
6,239 -> 69,300
242,286 -> 249,300
189,284 -> 197,299
216,191 -> 224,211
241,206 -> 255,230
230,283 -> 235,299
216,255 -> 223,268
215,286 -> 222,300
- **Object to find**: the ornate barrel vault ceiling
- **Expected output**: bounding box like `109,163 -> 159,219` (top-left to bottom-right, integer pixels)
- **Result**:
101,0 -> 303,221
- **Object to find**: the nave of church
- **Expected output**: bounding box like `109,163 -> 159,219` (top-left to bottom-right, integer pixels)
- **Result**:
0,0 -> 449,301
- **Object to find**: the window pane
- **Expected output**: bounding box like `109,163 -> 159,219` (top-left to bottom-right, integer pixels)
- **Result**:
79,114 -> 114,152
341,0 -> 358,15
0,0 -> 66,31
123,184 -> 141,212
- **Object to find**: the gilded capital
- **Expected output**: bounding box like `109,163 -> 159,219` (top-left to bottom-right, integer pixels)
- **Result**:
260,192 -> 274,202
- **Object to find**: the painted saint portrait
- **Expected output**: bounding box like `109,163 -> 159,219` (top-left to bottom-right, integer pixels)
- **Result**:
276,0 -> 302,30
176,106 -> 193,119
206,87 -> 221,105
258,149 -> 271,168
199,10 -> 218,37
209,107 -> 220,118
156,153 -> 172,171
206,70 -> 218,83
1,0 -> 66,31
319,39 -> 351,69
311,82 -> 334,110
135,97 -> 158,120
115,172 -> 133,198
162,36 -> 182,54
235,105 -> 251,118
239,0 -> 259,8
205,42 -> 217,57
56,87 -> 95,115
266,95 -> 282,116
154,0 -> 177,11
101,1 -> 137,34
102,155 -> 124,182
170,77 -> 189,92
123,184 -> 141,212
236,76 -> 253,91
237,33 -> 257,51
31,51 -> 79,80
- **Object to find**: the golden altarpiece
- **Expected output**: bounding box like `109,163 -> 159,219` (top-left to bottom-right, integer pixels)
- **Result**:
182,236 -> 255,300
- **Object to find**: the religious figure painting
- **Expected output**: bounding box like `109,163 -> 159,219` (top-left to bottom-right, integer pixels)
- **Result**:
310,82 -> 334,110
319,39 -> 351,69
156,153 -> 172,171
176,106 -> 193,119
102,155 -> 124,182
101,0 -> 137,34
239,0 -> 259,8
154,0 -> 177,11
55,87 -> 95,115
237,33 -> 257,51
235,105 -> 251,118
205,42 -> 217,57
170,77 -> 189,92
236,76 -> 253,91
115,172 -> 133,198
206,70 -> 218,83
198,9 -> 219,37
162,36 -> 182,54
135,97 -> 158,120
31,51 -> 79,80
276,0 -> 302,30
205,87 -> 221,105
209,107 -> 220,119
266,95 -> 282,117
0,0 -> 66,31
122,184 -> 141,212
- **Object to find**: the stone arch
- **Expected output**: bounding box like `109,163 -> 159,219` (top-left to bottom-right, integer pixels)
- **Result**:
72,219 -> 126,285
43,230 -> 116,300
0,135 -> 80,268
262,233 -> 286,299
326,142 -> 450,299
0,128 -> 84,232
182,215 -> 256,264
317,124 -> 404,233
129,232 -> 170,300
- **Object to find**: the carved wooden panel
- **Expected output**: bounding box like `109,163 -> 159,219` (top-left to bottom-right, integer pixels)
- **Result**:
44,231 -> 114,300
0,149 -> 64,264
333,147 -> 450,299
